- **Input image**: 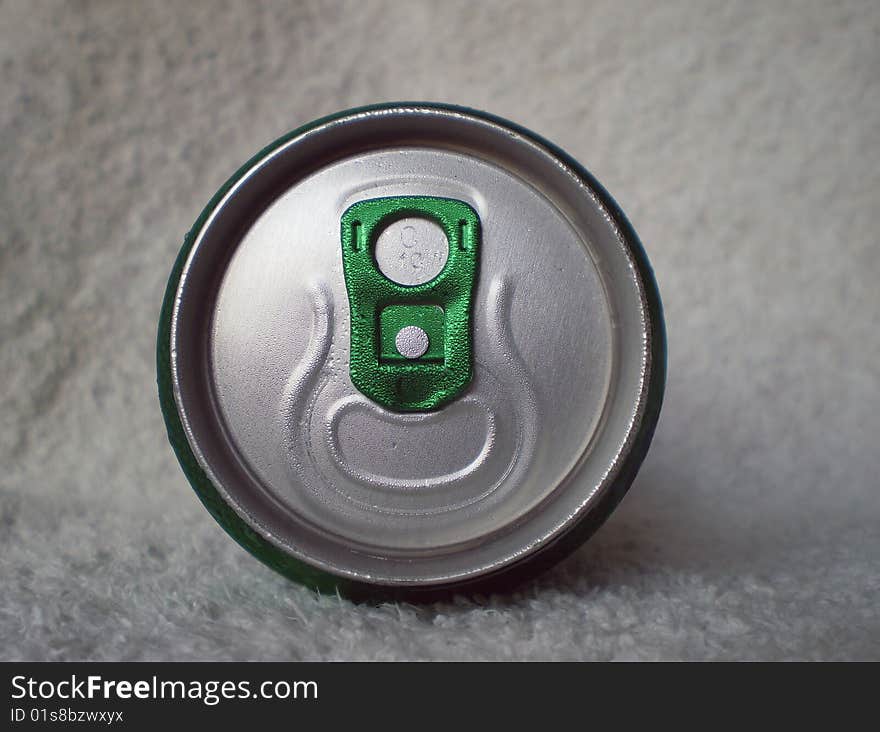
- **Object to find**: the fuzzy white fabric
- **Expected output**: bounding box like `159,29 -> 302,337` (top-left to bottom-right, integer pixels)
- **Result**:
2,0 -> 878,661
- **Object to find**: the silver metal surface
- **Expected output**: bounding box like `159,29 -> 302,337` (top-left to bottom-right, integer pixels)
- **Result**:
170,105 -> 655,586
375,216 -> 449,286
395,326 -> 429,359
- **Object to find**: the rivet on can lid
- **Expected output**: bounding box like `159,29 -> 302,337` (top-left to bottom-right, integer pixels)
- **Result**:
395,325 -> 430,359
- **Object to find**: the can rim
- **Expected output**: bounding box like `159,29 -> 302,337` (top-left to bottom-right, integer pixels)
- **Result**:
156,102 -> 666,600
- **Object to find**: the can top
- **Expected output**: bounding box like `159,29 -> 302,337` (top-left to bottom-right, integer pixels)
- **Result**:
166,104 -> 664,590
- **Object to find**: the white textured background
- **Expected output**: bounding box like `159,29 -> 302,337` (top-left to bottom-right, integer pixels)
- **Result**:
2,0 -> 878,660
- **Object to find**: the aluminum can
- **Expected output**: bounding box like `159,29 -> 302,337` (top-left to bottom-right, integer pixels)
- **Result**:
158,103 -> 666,597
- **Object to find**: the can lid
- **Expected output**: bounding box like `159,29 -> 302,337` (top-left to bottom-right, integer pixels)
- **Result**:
160,104 -> 665,593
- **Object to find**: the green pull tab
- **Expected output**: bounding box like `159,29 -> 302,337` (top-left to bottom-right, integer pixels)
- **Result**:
340,196 -> 480,411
